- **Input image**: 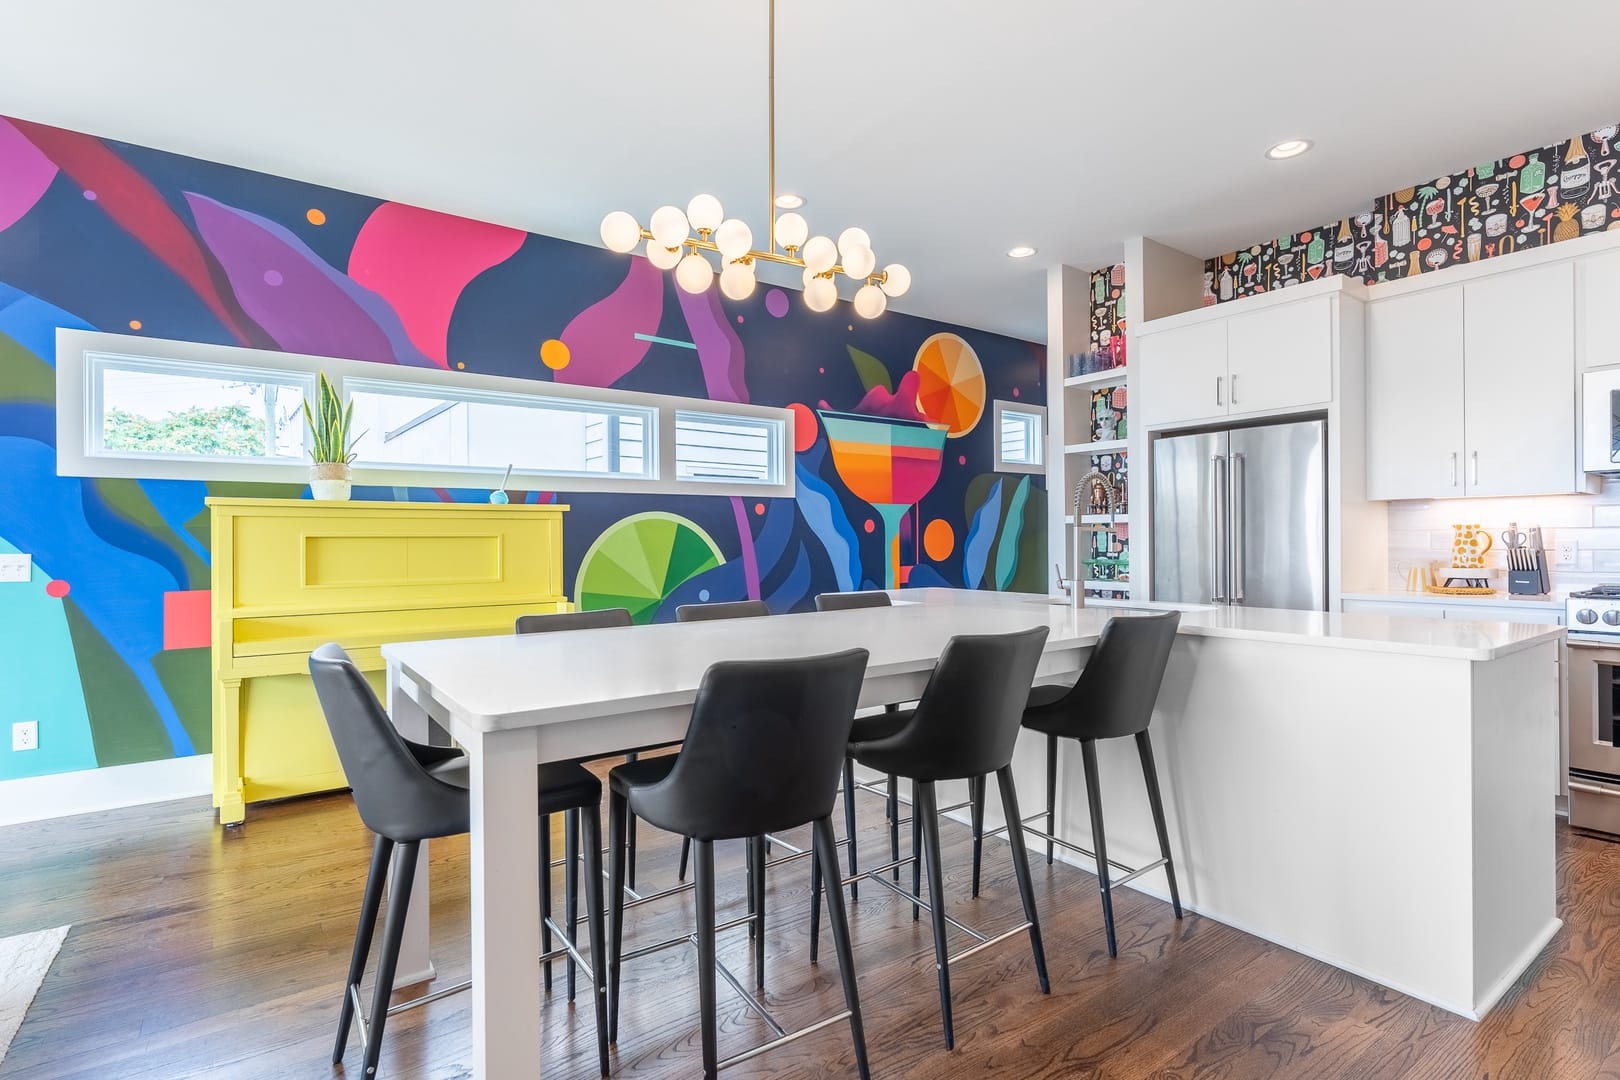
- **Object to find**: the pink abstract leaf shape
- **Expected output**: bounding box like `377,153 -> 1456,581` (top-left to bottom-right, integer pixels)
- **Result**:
184,192 -> 435,367
555,259 -> 664,386
852,369 -> 929,422
348,202 -> 525,368
675,286 -> 748,404
0,118 -> 56,234
10,118 -> 266,347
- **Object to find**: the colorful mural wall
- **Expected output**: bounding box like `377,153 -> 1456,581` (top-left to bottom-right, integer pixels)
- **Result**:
1205,120 -> 1620,303
0,115 -> 1045,782
1083,265 -> 1128,601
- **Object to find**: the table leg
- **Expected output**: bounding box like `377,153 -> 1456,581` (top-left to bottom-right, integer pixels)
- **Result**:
469,725 -> 543,1079
386,662 -> 436,987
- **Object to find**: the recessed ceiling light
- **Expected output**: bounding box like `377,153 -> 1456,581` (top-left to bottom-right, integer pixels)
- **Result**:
1266,139 -> 1313,160
773,193 -> 805,210
1006,245 -> 1038,259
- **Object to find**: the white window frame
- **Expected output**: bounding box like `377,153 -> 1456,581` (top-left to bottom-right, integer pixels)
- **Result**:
57,329 -> 795,498
674,409 -> 786,487
993,399 -> 1046,475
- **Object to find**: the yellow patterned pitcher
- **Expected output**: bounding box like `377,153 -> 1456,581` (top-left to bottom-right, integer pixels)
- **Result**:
1451,523 -> 1493,569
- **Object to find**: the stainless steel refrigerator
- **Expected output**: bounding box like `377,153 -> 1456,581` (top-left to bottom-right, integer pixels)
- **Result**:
1151,418 -> 1327,610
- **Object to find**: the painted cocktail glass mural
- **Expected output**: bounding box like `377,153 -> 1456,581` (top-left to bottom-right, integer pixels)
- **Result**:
819,411 -> 948,588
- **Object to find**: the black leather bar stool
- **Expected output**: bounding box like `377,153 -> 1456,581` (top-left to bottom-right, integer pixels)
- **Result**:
674,598 -> 770,621
1016,610 -> 1183,958
515,607 -> 632,999
835,626 -> 1051,1050
814,590 -> 907,898
607,650 -> 873,1079
310,644 -> 610,1078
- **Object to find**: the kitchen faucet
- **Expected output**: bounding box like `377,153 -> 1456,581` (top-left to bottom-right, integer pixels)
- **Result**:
1064,469 -> 1120,608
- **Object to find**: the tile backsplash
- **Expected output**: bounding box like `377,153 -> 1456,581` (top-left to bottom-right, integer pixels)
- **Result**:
1386,479 -> 1620,595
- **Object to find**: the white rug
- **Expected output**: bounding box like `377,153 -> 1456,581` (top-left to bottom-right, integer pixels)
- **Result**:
0,926 -> 69,1067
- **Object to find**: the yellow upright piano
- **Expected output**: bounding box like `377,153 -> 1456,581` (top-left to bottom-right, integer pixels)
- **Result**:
209,498 -> 569,825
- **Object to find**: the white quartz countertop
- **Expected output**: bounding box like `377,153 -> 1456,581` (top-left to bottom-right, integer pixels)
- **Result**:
1341,590 -> 1565,613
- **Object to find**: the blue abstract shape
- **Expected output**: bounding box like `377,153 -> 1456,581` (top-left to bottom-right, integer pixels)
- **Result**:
136,479 -> 212,566
656,559 -> 750,621
0,281 -> 94,362
0,401 -> 55,445
751,493 -> 797,571
763,543 -> 813,613
794,460 -> 860,592
80,481 -> 189,591
962,478 -> 1003,590
901,564 -> 951,591
994,476 -> 1031,591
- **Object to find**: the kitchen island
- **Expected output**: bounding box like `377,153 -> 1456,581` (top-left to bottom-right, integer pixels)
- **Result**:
385,589 -> 1563,1076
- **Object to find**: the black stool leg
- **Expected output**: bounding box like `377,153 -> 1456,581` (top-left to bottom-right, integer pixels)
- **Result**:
915,781 -> 954,1049
1080,739 -> 1118,957
751,835 -> 767,989
607,787 -> 629,1043
843,757 -> 860,901
334,834 -> 391,1064
809,827 -> 823,963
746,840 -> 756,940
813,815 -> 872,1080
361,840 -> 419,1079
565,807 -> 580,1002
1045,733 -> 1058,866
580,804 -> 611,1077
969,774 -> 985,898
694,839 -> 719,1079
679,836 -> 691,882
997,765 -> 1050,993
540,814 -> 553,993
911,778 -> 922,922
887,774 -> 900,880
1137,730 -> 1183,919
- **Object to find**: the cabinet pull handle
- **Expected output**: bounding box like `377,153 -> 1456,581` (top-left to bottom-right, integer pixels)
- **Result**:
1231,373 -> 1239,404
1215,376 -> 1223,406
1451,452 -> 1458,487
1470,450 -> 1478,486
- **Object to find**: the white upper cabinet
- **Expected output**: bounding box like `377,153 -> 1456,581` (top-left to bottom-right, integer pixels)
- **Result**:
1226,295 -> 1334,417
1365,258 -> 1584,500
1367,288 -> 1465,500
1136,319 -> 1228,429
1577,248 -> 1620,371
1137,290 -> 1337,431
1462,262 -> 1576,496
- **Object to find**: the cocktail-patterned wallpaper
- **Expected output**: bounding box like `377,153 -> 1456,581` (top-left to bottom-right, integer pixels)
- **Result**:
1204,121 -> 1620,302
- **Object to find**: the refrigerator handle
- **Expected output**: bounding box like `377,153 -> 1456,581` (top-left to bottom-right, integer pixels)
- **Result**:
1232,452 -> 1246,602
1211,453 -> 1227,602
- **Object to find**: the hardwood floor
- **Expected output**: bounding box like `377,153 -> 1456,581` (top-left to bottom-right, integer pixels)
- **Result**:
4,788 -> 1619,1079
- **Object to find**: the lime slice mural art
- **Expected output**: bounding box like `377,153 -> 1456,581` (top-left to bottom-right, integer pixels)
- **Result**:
574,512 -> 724,623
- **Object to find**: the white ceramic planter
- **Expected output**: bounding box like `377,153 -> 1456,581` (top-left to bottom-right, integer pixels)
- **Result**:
309,462 -> 352,501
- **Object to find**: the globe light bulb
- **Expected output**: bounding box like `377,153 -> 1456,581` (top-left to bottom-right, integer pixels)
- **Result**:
646,239 -> 682,270
802,235 -> 837,274
599,211 -> 641,254
774,211 -> 809,250
837,227 -> 872,258
686,193 -> 724,233
649,204 -> 690,248
853,283 -> 887,319
804,276 -> 837,313
715,218 -> 753,260
675,252 -> 714,294
720,262 -> 757,300
880,263 -> 911,298
841,244 -> 876,280
802,265 -> 821,288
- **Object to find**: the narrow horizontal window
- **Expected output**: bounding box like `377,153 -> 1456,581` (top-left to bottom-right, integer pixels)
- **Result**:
676,411 -> 783,485
994,400 -> 1045,474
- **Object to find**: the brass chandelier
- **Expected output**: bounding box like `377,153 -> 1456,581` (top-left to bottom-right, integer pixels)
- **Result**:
597,0 -> 910,318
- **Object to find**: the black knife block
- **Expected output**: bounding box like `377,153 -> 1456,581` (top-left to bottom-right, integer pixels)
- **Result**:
1508,559 -> 1550,596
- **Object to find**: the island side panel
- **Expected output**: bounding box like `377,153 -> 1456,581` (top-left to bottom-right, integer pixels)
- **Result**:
1469,638 -> 1560,1014
1056,632 -> 1482,1015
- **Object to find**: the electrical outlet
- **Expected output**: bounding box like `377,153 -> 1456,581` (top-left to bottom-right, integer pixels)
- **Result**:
1558,540 -> 1578,567
0,553 -> 30,583
12,721 -> 37,752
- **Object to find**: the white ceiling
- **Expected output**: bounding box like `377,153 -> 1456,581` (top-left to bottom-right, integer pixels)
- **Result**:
5,1 -> 1620,342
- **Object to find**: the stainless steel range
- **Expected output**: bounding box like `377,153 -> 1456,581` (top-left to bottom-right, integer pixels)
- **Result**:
1565,586 -> 1620,834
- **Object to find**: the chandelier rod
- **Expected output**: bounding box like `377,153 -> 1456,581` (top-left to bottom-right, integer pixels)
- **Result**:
767,0 -> 777,252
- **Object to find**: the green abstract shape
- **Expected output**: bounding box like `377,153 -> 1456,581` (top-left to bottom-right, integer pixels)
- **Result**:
153,647 -> 212,753
1008,487 -> 1048,593
91,477 -> 210,590
61,598 -> 171,766
0,330 -> 55,405
993,476 -> 1030,591
846,346 -> 893,395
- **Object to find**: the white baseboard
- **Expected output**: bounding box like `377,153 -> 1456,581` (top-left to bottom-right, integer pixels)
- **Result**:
0,755 -> 212,828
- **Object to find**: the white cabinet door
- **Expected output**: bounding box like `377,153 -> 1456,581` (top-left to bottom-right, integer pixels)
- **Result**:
1577,249 -> 1620,370
1366,287 -> 1465,499
1439,605 -> 1564,625
1225,295 -> 1334,416
1341,598 -> 1443,619
1462,262 -> 1575,496
1136,320 -> 1228,430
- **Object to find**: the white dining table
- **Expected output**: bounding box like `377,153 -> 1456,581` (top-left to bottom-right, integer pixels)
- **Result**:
381,592 -> 1094,1079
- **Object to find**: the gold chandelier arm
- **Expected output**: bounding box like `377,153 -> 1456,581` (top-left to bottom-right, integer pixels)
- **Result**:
637,226 -> 888,288
767,0 -> 777,253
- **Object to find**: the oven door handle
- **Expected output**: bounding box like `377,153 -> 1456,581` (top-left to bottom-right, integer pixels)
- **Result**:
1569,780 -> 1620,798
